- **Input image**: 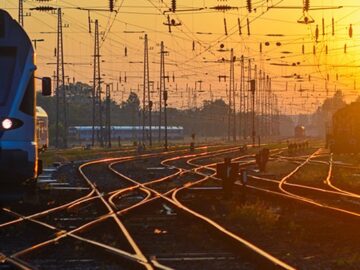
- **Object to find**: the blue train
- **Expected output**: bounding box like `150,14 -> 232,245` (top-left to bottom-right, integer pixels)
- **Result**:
0,9 -> 51,184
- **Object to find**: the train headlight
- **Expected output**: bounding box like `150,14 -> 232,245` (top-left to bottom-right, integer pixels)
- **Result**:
2,118 -> 13,130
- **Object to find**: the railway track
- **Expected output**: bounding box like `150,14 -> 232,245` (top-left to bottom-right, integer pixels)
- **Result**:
0,145 -> 214,269
0,144 -> 296,270
267,149 -> 360,216
108,149 -> 294,269
2,143 -> 359,269
0,145 -> 254,269
173,146 -> 360,268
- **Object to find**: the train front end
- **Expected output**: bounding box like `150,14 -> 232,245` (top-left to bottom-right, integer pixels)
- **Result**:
0,9 -> 38,183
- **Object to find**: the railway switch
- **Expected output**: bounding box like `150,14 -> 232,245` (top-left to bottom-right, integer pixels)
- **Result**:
240,169 -> 248,186
239,144 -> 247,153
190,133 -> 196,152
216,158 -> 239,197
255,148 -> 269,172
190,142 -> 195,152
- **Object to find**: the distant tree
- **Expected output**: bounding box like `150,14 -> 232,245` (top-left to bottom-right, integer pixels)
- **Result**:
121,91 -> 140,112
311,90 -> 347,137
118,92 -> 141,125
321,90 -> 346,113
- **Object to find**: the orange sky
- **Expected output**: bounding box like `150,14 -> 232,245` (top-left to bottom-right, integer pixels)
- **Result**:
1,0 -> 360,114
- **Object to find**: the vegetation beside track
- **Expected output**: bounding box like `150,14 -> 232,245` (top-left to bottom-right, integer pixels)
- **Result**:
290,163 -> 328,186
39,143 -> 234,167
39,146 -> 136,166
334,153 -> 360,166
332,166 -> 360,193
40,141 -> 290,168
182,188 -> 360,269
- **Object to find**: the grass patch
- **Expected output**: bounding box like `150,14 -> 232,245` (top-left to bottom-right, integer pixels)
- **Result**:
38,143 -> 230,168
39,146 -> 135,167
332,166 -> 360,192
334,153 -> 360,166
291,163 -> 328,185
334,250 -> 360,268
265,160 -> 299,179
228,200 -> 280,232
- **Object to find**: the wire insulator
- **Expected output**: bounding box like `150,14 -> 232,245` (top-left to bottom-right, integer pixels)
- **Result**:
303,0 -> 310,12
349,24 -> 353,38
247,0 -> 252,13
109,0 -> 114,12
30,6 -> 56,11
171,0 -> 176,12
237,18 -> 242,35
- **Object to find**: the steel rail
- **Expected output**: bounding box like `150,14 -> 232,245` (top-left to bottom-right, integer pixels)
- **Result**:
251,149 -> 360,217
0,144 -> 216,229
272,151 -> 360,200
3,144 -> 281,269
325,153 -> 360,198
77,159 -> 153,268
2,144 -> 235,269
109,148 -> 296,270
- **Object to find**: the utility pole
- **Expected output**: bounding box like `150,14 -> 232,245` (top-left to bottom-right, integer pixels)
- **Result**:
265,73 -> 268,136
260,71 -> 265,137
227,49 -> 233,141
159,41 -> 168,150
231,49 -> 236,141
149,82 -> 153,147
269,78 -> 274,136
56,8 -> 67,148
142,34 -> 151,146
159,42 -> 164,143
254,64 -> 257,144
159,41 -> 168,145
250,76 -> 256,147
164,88 -> 168,151
92,20 -> 101,147
257,70 -> 261,137
194,81 -> 198,109
247,58 -> 252,140
18,0 -> 23,27
105,83 -> 111,148
239,55 -> 244,139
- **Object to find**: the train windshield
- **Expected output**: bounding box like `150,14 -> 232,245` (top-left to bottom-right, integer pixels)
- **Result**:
0,47 -> 17,105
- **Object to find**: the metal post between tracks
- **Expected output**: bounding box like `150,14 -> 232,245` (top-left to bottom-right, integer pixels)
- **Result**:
250,79 -> 256,147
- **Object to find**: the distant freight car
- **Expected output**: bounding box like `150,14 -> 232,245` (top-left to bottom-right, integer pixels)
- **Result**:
294,125 -> 305,138
332,102 -> 360,154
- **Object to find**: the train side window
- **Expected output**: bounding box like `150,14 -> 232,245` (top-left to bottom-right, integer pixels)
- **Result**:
20,74 -> 35,116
